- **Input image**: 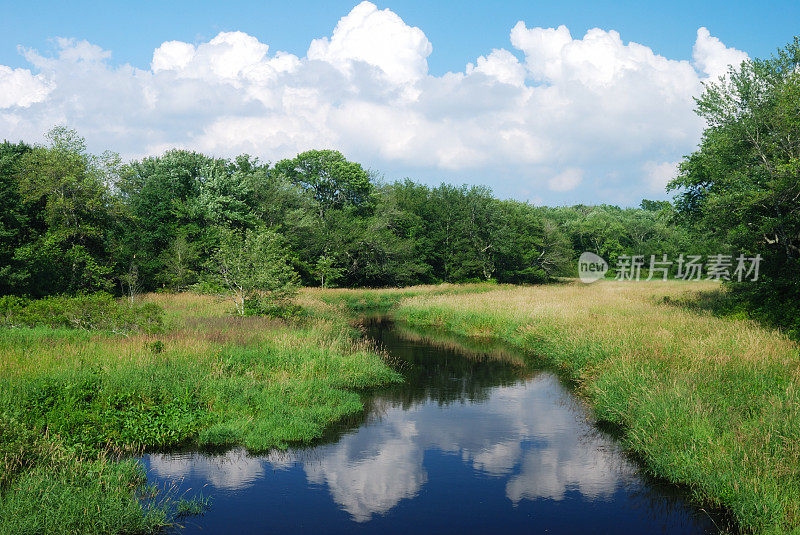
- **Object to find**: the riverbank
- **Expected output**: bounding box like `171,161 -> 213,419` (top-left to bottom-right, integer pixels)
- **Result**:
3,282 -> 797,533
394,280 -> 800,534
0,292 -> 404,534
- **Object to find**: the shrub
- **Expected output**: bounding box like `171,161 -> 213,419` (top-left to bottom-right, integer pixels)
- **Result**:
0,293 -> 163,333
243,295 -> 306,319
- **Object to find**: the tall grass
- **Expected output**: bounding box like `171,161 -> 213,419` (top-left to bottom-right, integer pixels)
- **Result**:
395,280 -> 800,534
0,292 -> 401,533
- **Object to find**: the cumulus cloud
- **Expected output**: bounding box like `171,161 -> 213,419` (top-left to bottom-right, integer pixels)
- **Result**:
465,48 -> 526,86
308,0 -> 431,85
0,1 -> 749,203
693,27 -> 749,80
0,65 -> 52,108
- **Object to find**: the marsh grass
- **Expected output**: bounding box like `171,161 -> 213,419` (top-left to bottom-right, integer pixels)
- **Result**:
302,282 -> 499,314
0,291 -> 402,534
395,280 -> 800,533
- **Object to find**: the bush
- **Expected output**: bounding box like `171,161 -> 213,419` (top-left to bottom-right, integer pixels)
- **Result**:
243,295 -> 306,319
0,293 -> 163,333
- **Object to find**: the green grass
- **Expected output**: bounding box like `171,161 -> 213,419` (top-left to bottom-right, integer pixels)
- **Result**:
6,281 -> 791,533
0,292 -> 402,534
393,281 -> 800,534
303,281 -> 501,314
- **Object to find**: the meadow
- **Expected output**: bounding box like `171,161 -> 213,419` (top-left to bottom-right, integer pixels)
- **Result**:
0,292 -> 403,534
396,280 -> 800,534
1,281 -> 798,534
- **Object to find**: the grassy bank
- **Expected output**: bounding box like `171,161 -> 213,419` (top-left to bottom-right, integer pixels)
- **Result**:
0,292 -> 402,534
395,281 -> 800,534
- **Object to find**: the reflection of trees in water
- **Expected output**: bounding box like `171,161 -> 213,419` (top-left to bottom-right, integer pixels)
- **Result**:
615,468 -> 736,533
362,318 -> 538,409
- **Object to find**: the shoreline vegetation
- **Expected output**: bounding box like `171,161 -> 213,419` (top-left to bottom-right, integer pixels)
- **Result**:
1,281 -> 798,533
394,280 -> 800,534
0,290 -> 406,534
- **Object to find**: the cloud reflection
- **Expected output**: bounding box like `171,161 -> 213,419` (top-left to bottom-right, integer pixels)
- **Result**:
146,373 -> 638,522
149,448 -> 266,491
291,375 -> 636,520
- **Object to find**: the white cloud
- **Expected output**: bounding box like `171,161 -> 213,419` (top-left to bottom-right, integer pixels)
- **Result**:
466,48 -> 526,86
0,65 -> 53,108
0,2 -> 748,203
643,160 -> 680,193
307,0 -> 431,85
548,168 -> 583,192
693,27 -> 749,80
151,41 -> 196,72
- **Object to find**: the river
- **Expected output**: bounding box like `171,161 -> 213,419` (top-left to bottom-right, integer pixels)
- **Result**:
141,318 -> 728,534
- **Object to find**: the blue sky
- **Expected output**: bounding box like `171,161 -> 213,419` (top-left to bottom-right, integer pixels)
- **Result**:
1,1 -> 798,205
2,1 -> 797,74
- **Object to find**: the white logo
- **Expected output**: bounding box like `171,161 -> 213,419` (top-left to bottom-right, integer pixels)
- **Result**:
578,252 -> 608,283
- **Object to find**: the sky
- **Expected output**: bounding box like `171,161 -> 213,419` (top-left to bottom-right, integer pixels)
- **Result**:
1,0 -> 798,205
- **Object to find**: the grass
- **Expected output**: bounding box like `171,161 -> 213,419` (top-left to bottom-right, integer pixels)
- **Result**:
394,280 -> 800,534
301,282 -> 500,314
0,291 -> 403,534
4,280 -> 795,533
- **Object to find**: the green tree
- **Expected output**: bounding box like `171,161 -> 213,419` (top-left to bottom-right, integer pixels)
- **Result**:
203,226 -> 298,316
313,255 -> 344,288
0,141 -> 33,294
118,150 -> 211,289
670,37 -> 800,331
14,127 -> 120,296
274,150 -> 372,217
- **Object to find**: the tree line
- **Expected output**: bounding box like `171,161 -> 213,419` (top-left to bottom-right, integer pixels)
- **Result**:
0,130 -> 704,298
0,36 -> 797,330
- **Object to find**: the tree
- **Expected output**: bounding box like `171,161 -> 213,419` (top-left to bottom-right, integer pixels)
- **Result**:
669,37 -> 800,332
0,141 -> 33,294
313,255 -> 344,288
14,127 -> 120,296
118,149 -> 215,290
274,150 -> 372,217
203,226 -> 298,316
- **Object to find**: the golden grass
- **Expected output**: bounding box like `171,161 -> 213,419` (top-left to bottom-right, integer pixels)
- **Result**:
396,280 -> 800,533
402,280 -> 798,369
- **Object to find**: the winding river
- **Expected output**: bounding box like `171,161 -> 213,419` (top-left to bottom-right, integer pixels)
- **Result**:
142,318 -> 729,534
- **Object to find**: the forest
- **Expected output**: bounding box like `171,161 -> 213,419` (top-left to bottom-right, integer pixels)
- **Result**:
0,130 -> 712,295
2,85 -> 797,331
6,38 -> 795,335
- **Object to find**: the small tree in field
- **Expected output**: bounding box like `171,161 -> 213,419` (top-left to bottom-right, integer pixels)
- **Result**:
204,226 -> 298,316
313,255 -> 344,288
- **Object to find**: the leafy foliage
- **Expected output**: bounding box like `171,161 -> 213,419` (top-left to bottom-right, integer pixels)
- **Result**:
0,293 -> 163,333
202,226 -> 299,315
0,127 -> 712,297
670,37 -> 800,334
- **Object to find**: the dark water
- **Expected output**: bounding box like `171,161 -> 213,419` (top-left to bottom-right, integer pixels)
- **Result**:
142,319 -> 728,534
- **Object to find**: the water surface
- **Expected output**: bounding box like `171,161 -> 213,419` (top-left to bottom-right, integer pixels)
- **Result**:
143,319 -> 727,534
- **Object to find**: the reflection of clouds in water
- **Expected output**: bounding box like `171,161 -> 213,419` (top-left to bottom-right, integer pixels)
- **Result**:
149,449 -> 266,491
471,439 -> 521,476
506,434 -> 628,502
146,374 -> 637,522
293,374 -> 637,521
480,377 -> 636,502
304,416 -> 427,522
